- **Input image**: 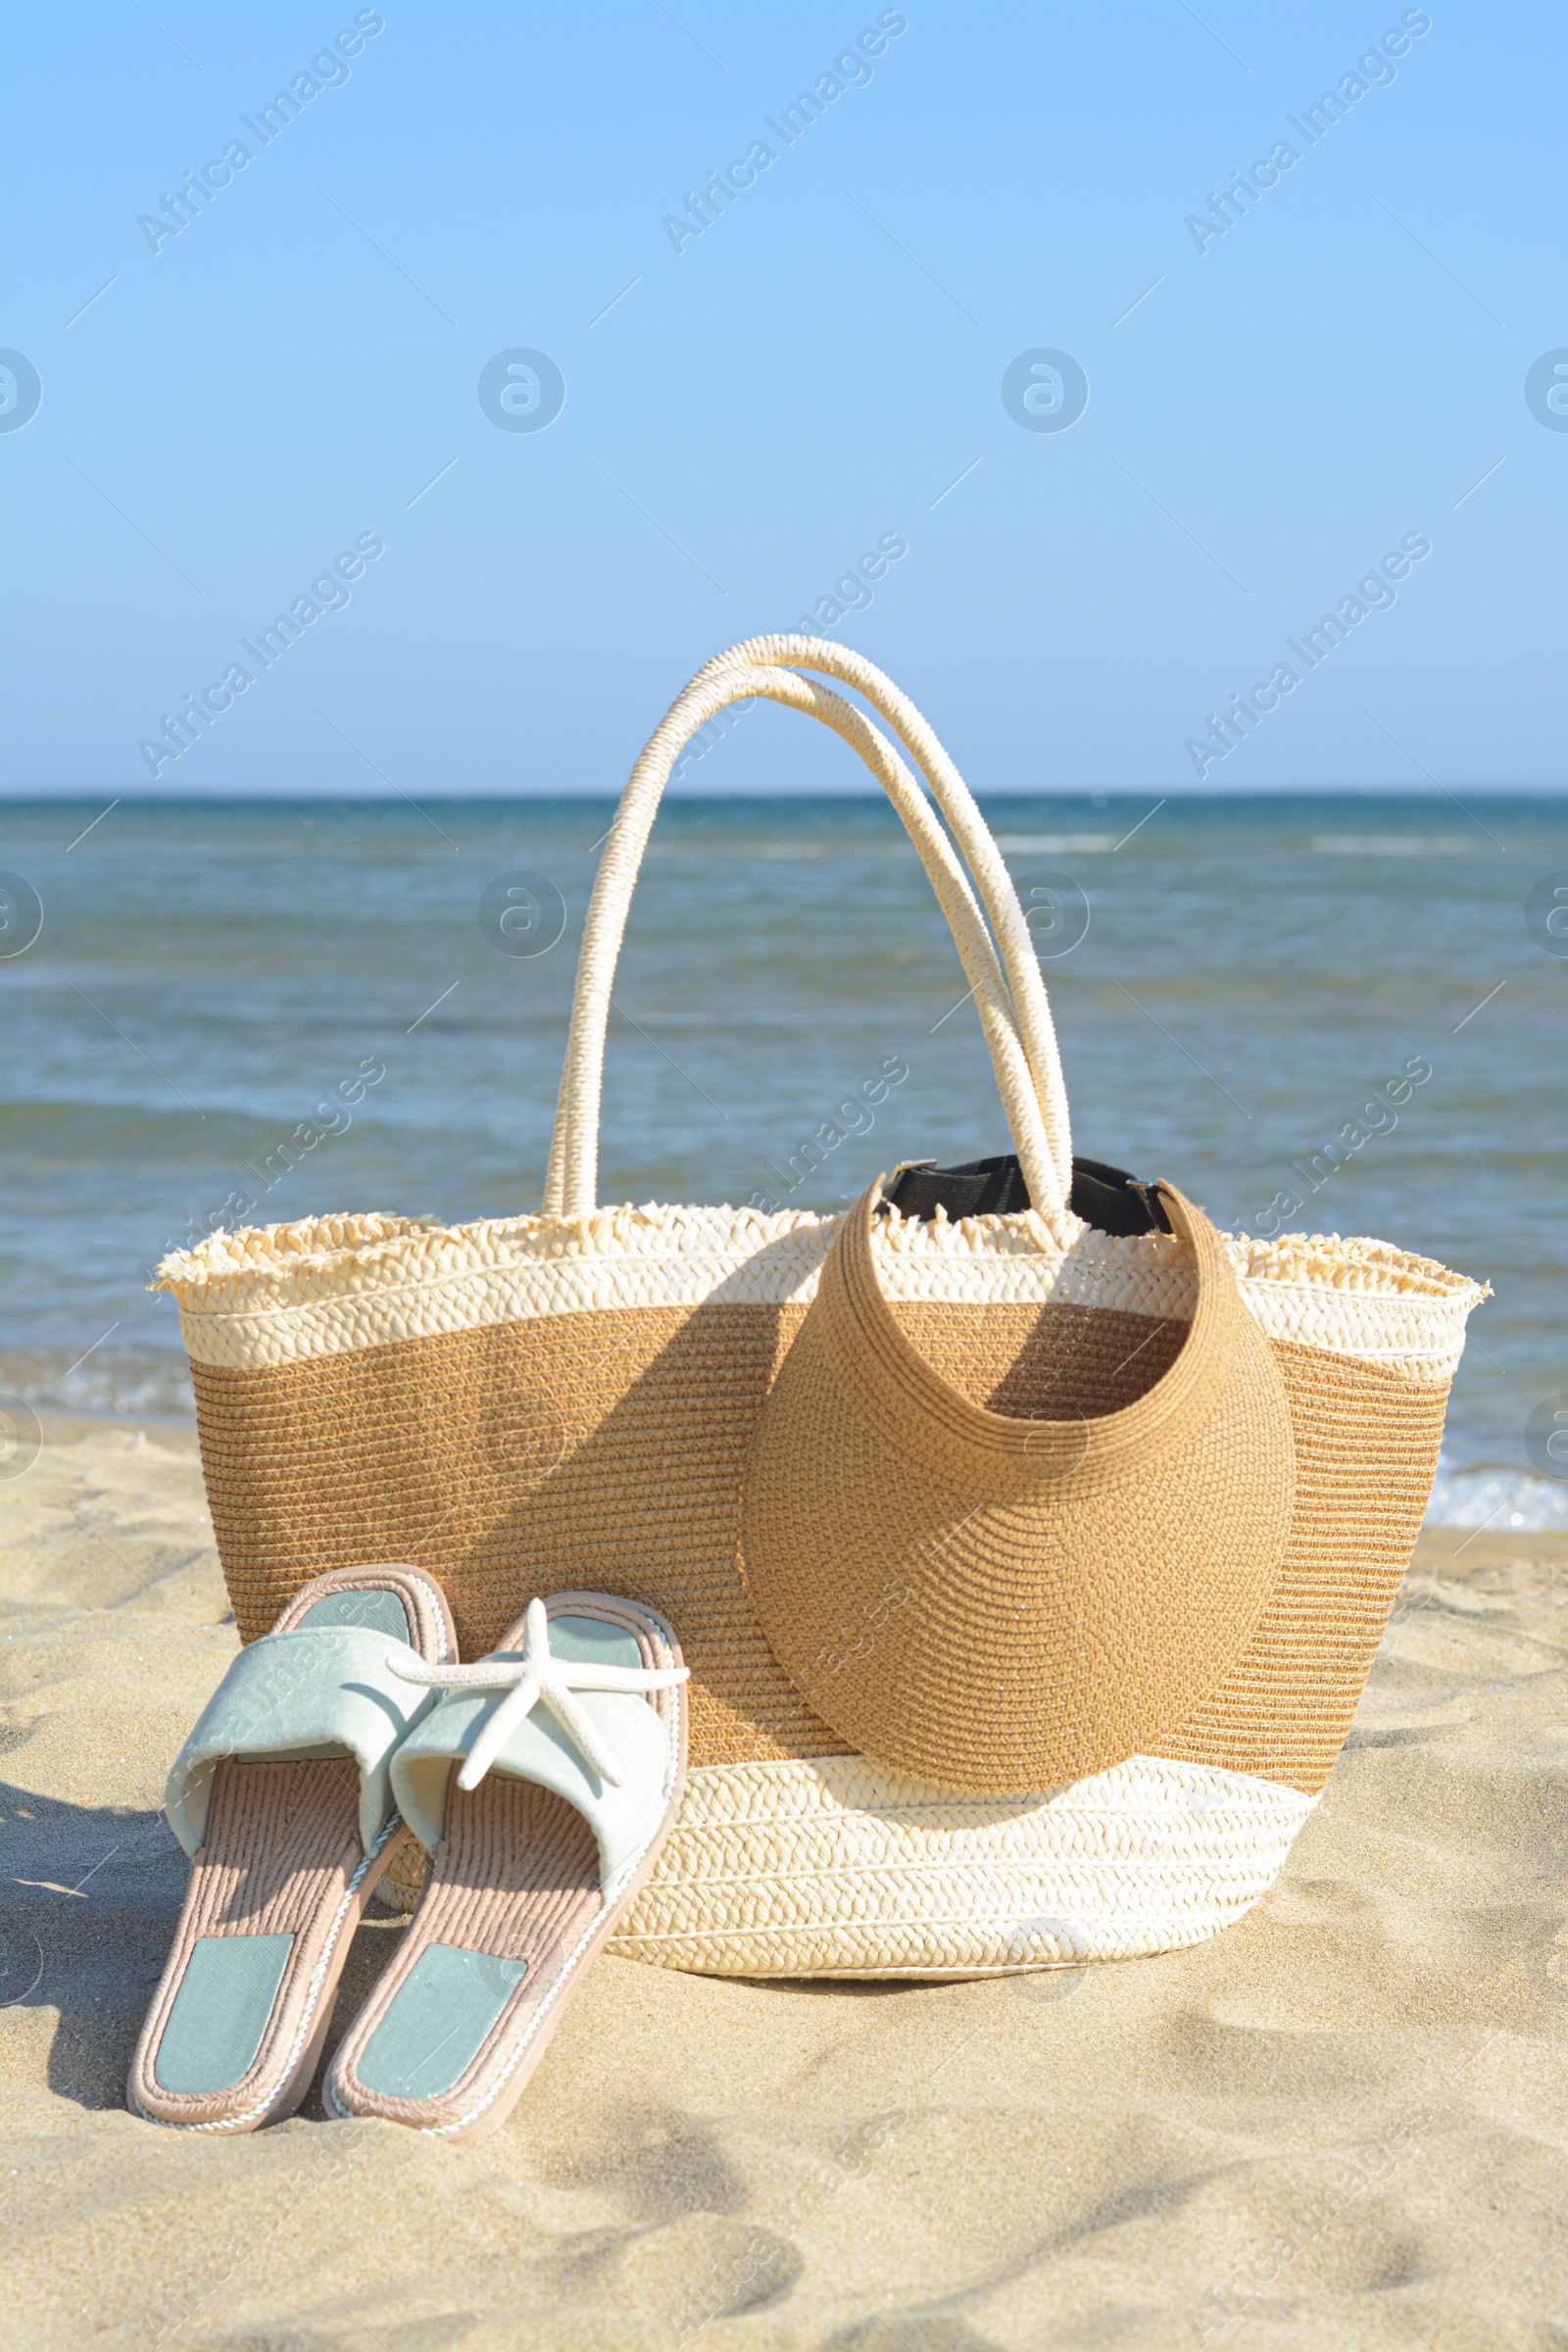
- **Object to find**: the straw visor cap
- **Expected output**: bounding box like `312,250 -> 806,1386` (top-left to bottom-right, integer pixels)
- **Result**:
739,1179 -> 1296,1793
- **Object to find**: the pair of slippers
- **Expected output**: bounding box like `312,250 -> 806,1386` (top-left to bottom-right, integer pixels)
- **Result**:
127,1567 -> 688,2143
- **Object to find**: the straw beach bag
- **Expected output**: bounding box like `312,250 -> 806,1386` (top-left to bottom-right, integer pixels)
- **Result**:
157,640 -> 1485,1978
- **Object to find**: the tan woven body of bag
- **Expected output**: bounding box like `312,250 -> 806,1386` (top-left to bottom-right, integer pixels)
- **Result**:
157,640 -> 1485,1978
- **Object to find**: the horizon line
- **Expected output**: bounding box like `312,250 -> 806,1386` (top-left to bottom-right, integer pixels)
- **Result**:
3,780 -> 1565,806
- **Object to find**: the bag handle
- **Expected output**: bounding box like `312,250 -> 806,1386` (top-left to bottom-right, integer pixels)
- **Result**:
692,639 -> 1074,1199
545,661 -> 1055,1218
544,644 -> 1073,1233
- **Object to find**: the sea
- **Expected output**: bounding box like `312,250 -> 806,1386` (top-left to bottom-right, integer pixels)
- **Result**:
3,791 -> 1565,1529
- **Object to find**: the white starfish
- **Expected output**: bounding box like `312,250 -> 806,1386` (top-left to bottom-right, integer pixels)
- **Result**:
390,1598 -> 687,1792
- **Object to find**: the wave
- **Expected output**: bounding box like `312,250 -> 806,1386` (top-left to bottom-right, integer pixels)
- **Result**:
1424,1458 -> 1568,1532
2,1348 -> 194,1423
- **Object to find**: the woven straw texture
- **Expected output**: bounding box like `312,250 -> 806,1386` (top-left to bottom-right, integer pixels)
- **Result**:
181,1271 -> 1450,1795
159,1200 -> 1478,1384
606,1752 -> 1320,1977
157,639 -> 1483,1976
739,1181 -> 1296,1791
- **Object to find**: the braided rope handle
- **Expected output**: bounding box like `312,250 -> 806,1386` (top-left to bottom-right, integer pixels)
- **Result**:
543,642 -> 1074,1236
694,640 -> 1074,1191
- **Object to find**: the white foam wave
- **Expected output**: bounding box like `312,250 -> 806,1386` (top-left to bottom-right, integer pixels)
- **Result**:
1311,835 -> 1471,856
1424,1461 -> 1568,1532
997,833 -> 1119,854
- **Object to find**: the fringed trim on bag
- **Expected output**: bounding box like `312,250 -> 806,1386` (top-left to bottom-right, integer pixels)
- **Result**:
155,1200 -> 834,1302
155,1200 -> 1485,1383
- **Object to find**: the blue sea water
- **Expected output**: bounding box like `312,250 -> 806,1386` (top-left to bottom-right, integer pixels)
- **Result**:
2,791 -> 1564,1525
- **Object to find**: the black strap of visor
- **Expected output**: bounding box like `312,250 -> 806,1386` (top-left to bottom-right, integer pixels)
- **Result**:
881,1152 -> 1173,1237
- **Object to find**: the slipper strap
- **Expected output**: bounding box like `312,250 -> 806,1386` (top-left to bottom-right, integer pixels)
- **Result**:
391,1674 -> 676,1897
165,1626 -> 442,1859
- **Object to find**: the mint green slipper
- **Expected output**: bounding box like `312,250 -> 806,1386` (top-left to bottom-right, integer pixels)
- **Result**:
127,1564 -> 455,2132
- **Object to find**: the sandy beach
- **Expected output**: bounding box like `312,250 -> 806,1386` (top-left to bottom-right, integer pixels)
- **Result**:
2,1413 -> 1564,2350
7,0 -> 1564,2338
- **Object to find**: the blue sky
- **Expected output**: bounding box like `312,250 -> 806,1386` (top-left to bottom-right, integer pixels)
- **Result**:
2,0 -> 1563,795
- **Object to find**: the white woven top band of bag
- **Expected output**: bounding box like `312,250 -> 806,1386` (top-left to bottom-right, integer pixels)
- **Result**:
544,637 -> 1076,1237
